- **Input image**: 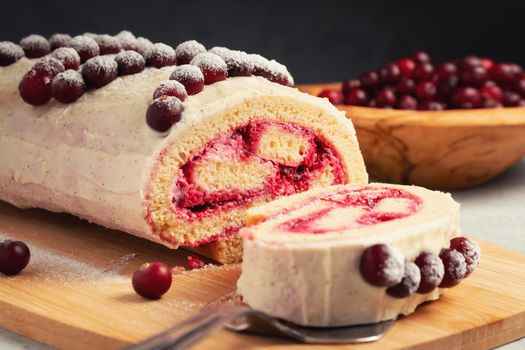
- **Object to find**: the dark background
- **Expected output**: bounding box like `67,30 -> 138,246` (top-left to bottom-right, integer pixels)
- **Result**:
2,0 -> 524,83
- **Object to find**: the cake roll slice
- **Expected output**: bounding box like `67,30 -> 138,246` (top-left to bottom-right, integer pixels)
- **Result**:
238,183 -> 480,326
0,36 -> 367,263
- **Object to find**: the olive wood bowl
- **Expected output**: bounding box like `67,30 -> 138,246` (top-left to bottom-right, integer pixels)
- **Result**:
298,83 -> 525,190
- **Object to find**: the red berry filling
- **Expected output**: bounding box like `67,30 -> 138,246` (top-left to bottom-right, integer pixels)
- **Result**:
170,64 -> 205,95
187,254 -> 206,269
0,240 -> 30,275
170,121 -> 345,221
190,53 -> 228,84
145,43 -> 176,68
115,50 -> 145,76
360,244 -> 404,287
175,40 -> 206,65
19,34 -> 50,58
0,41 -> 25,66
81,56 -> 118,88
132,262 -> 172,299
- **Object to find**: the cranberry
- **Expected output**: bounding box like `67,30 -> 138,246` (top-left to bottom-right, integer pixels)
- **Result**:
396,58 -> 416,78
132,262 -> 172,299
483,99 -> 503,108
146,96 -> 183,132
19,34 -> 50,58
52,70 -> 86,103
437,75 -> 459,96
413,63 -> 434,81
459,65 -> 488,86
398,77 -> 415,94
170,65 -> 205,95
439,248 -> 467,288
398,95 -> 418,109
480,83 -> 503,102
414,252 -> 444,293
115,50 -> 145,76
51,47 -> 81,71
344,88 -> 368,106
190,53 -> 227,84
514,77 -> 525,97
386,261 -> 421,298
481,57 -> 494,70
368,99 -> 378,107
502,91 -> 522,107
418,101 -> 446,110
187,254 -> 206,269
459,56 -> 483,69
264,60 -> 294,86
49,33 -> 71,50
175,40 -> 206,65
380,62 -> 401,85
95,34 -> 121,55
19,69 -> 53,105
490,63 -> 521,86
452,87 -> 482,109
153,80 -> 188,101
68,36 -> 100,63
0,240 -> 30,275
359,244 -> 404,287
0,41 -> 25,66
436,62 -> 457,79
33,57 -> 65,78
342,79 -> 361,95
135,37 -> 153,57
81,56 -> 118,88
145,43 -> 176,68
415,81 -> 436,100
113,31 -> 137,51
411,51 -> 431,64
318,89 -> 343,104
360,70 -> 380,90
220,49 -> 254,77
376,88 -> 397,107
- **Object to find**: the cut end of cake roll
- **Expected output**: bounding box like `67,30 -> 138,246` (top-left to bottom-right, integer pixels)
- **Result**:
237,183 -> 476,327
145,77 -> 368,262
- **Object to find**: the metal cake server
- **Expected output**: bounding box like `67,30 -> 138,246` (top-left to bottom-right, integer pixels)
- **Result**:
126,304 -> 394,350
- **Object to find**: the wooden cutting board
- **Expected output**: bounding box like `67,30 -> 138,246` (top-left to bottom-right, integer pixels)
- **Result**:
0,201 -> 524,350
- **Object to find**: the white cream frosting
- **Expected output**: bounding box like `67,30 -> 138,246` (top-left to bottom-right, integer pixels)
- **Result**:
0,58 -> 359,245
237,184 -> 461,326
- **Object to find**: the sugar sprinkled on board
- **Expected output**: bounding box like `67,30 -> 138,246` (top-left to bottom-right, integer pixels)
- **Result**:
0,232 -> 127,284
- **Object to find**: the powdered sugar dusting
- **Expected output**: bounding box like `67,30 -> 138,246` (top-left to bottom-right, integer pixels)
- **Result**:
84,56 -> 117,72
51,47 -> 80,70
210,47 -> 253,76
190,52 -> 227,71
153,80 -> 187,100
145,43 -> 176,68
49,33 -> 72,49
33,57 -> 65,77
19,34 -> 50,57
115,30 -> 138,51
383,245 -> 405,284
136,36 -> 153,56
53,69 -> 85,87
0,232 -> 127,284
170,64 -> 204,81
175,40 -> 206,64
95,34 -> 122,54
68,35 -> 100,62
0,41 -> 25,66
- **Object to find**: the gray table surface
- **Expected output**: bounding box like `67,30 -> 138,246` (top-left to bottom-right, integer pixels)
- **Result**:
2,160 -> 524,350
